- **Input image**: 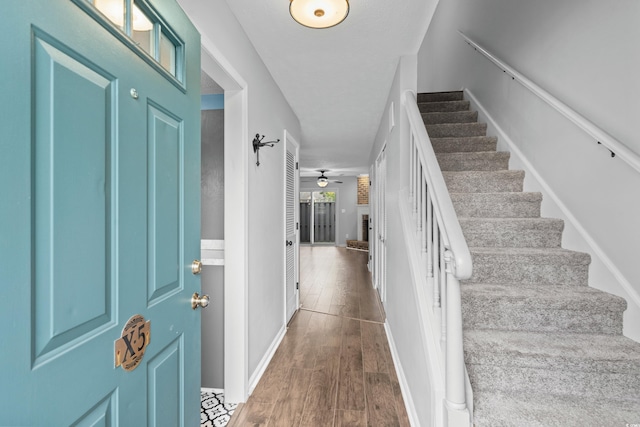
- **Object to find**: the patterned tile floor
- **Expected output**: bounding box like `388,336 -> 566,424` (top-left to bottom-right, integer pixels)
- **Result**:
201,389 -> 237,427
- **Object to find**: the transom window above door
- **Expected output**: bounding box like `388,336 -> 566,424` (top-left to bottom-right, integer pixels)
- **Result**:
75,0 -> 185,88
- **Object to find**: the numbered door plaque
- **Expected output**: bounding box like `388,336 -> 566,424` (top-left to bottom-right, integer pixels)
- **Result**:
114,314 -> 151,371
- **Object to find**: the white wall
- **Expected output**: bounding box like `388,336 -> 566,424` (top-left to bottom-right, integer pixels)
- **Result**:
369,56 -> 437,426
177,0 -> 302,384
201,109 -> 225,388
300,176 -> 358,247
417,0 -> 640,340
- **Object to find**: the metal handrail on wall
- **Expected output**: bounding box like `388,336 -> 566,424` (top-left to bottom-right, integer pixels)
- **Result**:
403,90 -> 473,425
459,31 -> 640,174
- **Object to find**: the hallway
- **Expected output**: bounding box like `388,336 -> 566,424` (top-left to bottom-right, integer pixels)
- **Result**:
228,246 -> 411,426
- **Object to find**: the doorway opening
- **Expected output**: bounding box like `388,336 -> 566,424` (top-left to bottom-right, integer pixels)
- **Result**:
300,191 -> 337,244
200,69 -> 225,391
199,42 -> 249,404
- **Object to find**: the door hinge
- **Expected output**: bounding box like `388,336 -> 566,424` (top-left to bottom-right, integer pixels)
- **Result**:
369,180 -> 372,186
296,282 -> 299,290
296,222 -> 299,230
295,162 -> 299,170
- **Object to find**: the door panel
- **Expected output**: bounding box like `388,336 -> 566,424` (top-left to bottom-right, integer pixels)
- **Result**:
1,1 -> 201,425
147,103 -> 183,304
74,392 -> 117,426
32,31 -> 115,364
147,337 -> 183,426
285,141 -> 298,323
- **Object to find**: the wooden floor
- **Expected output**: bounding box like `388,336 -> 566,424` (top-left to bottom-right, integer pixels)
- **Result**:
228,246 -> 410,427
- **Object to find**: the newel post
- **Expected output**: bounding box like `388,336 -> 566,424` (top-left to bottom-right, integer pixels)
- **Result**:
443,250 -> 471,426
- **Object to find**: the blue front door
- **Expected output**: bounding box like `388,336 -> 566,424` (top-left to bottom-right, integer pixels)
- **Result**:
0,1 -> 201,425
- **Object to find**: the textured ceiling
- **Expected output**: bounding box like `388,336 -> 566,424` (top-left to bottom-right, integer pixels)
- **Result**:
224,0 -> 436,177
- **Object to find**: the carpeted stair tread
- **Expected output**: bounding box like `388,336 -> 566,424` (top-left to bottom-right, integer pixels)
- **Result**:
443,170 -> 524,193
436,151 -> 510,171
451,192 -> 542,218
464,330 -> 640,373
430,136 -> 498,153
466,247 -> 590,286
458,217 -> 563,247
464,330 -> 640,401
422,110 -> 478,125
426,122 -> 487,138
472,390 -> 640,426
461,283 -> 626,334
417,91 -> 463,103
462,283 -> 626,314
418,100 -> 470,113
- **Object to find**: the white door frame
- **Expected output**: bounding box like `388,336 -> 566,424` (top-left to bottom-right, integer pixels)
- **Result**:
369,164 -> 375,273
283,130 -> 300,324
200,39 -> 249,403
375,144 -> 387,302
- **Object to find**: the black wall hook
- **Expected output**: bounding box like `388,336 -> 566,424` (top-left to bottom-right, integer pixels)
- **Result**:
252,134 -> 280,166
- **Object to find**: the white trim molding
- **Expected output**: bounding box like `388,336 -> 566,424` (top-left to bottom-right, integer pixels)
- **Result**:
384,321 -> 419,427
247,325 -> 286,395
199,36 -> 250,404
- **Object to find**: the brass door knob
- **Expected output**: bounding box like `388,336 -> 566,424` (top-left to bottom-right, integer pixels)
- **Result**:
191,259 -> 203,275
191,292 -> 210,310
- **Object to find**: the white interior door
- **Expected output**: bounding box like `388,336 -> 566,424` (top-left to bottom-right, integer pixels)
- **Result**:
285,131 -> 300,324
375,146 -> 387,302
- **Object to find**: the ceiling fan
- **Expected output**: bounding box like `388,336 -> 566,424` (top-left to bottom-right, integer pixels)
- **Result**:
316,170 -> 343,188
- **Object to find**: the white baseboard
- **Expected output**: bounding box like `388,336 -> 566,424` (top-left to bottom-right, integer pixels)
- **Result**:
247,325 -> 286,395
384,321 -> 419,427
465,88 -> 640,341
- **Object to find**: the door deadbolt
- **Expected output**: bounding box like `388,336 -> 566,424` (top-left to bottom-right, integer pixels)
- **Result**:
191,259 -> 202,275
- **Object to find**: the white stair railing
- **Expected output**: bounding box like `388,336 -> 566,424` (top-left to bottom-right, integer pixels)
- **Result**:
459,31 -> 640,174
403,90 -> 473,426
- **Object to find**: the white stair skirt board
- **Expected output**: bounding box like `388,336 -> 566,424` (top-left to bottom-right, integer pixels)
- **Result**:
201,388 -> 238,427
384,321 -> 420,427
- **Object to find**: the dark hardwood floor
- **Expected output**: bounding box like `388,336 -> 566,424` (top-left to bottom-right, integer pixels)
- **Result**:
228,246 -> 410,427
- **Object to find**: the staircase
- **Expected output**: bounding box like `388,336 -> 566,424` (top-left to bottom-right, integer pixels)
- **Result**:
419,91 -> 640,425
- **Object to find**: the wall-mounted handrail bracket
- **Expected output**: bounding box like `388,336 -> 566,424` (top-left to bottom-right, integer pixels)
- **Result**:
252,133 -> 280,166
597,141 -> 616,158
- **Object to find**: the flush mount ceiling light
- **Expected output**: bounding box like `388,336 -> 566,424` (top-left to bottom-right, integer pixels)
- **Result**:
290,0 -> 349,29
317,170 -> 329,187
